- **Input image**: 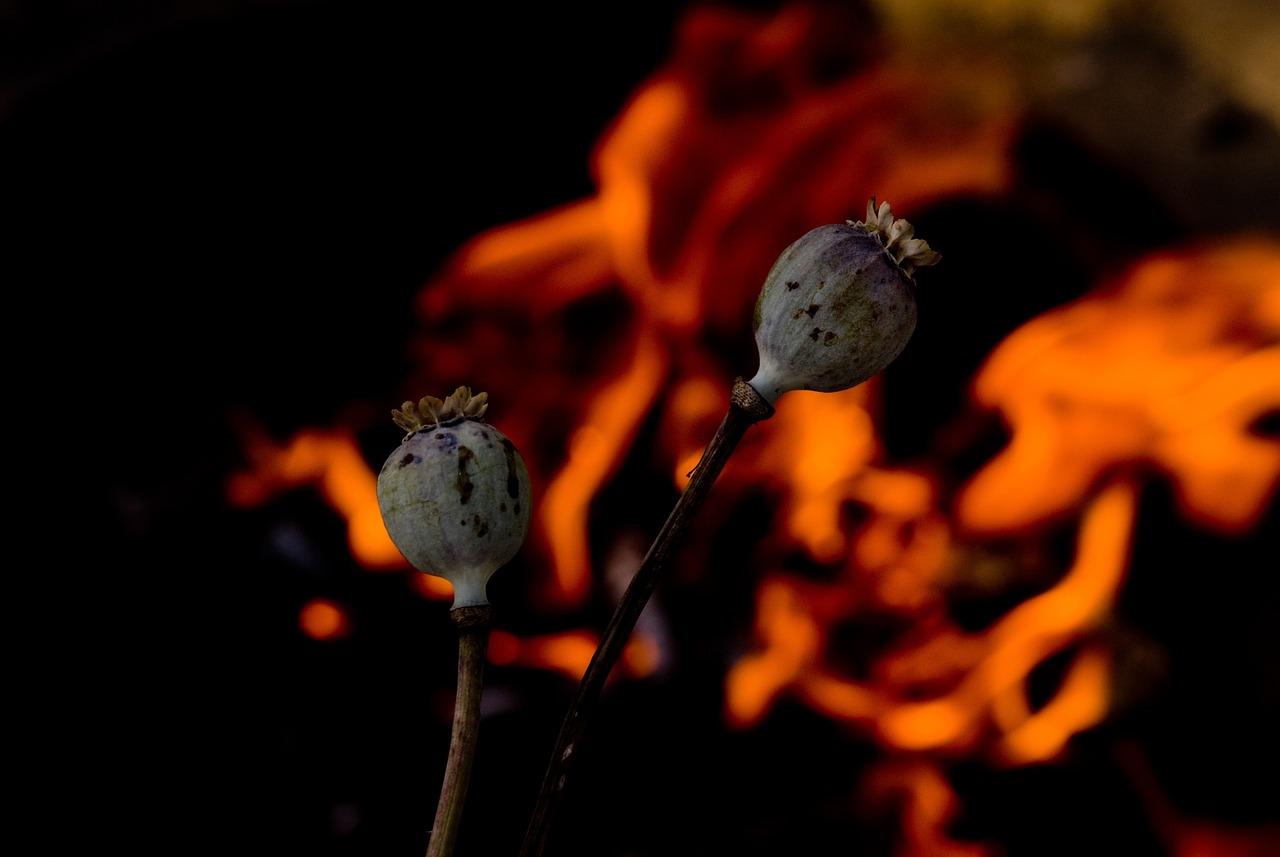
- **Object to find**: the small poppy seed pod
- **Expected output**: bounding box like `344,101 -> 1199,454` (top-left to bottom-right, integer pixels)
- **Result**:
376,387 -> 532,609
748,198 -> 941,405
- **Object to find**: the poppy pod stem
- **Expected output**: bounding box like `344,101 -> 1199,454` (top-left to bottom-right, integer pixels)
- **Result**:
425,605 -> 492,857
520,378 -> 774,857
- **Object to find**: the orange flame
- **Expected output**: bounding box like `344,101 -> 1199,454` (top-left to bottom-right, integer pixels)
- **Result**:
488,628 -> 659,683
726,474 -> 1133,765
876,477 -> 1132,762
959,239 -> 1280,537
225,421 -> 410,572
863,759 -> 997,857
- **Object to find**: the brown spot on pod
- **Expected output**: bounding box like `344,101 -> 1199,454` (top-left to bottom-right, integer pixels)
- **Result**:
501,438 -> 521,499
456,446 -> 475,504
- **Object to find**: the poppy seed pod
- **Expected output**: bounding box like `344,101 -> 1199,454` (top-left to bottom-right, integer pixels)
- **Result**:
748,198 -> 941,405
376,387 -> 532,609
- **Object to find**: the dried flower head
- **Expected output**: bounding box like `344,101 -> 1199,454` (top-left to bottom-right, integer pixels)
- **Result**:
748,198 -> 940,404
378,389 -> 531,608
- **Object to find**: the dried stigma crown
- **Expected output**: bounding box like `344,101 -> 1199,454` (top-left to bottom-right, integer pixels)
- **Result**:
392,386 -> 489,437
853,197 -> 942,278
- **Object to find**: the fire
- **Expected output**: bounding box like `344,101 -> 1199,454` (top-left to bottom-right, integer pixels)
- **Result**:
227,422 -> 399,567
537,332 -> 669,605
488,628 -> 602,681
863,759 -> 996,857
725,471 -> 1131,765
750,388 -> 879,564
723,238 -> 1279,771
223,1 -> 1279,851
488,628 -> 659,683
958,239 -> 1280,537
876,477 -> 1132,763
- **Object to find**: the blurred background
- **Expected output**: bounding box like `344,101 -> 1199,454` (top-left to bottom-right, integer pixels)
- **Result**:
9,0 -> 1278,854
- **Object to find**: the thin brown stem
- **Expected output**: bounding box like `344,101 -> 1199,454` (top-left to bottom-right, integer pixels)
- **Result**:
425,603 -> 492,857
519,378 -> 774,857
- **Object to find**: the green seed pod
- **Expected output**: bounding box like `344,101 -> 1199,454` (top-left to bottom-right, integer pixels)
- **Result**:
376,387 -> 532,609
748,198 -> 941,405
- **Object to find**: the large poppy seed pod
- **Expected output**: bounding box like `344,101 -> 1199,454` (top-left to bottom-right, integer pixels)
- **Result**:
376,387 -> 532,609
748,198 -> 941,405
